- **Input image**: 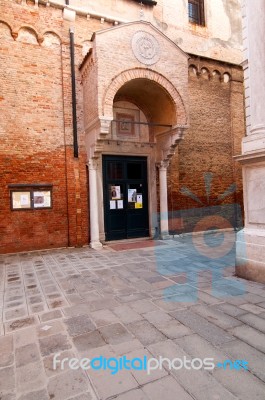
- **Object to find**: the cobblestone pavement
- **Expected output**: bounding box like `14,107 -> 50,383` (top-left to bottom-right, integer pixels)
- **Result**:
1,235 -> 265,400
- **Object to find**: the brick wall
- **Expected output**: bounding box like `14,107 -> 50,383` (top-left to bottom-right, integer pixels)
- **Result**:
0,1 -> 90,253
168,57 -> 245,233
0,0 -> 245,252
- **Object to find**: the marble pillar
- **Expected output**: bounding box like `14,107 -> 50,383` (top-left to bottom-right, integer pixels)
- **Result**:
235,0 -> 265,282
88,159 -> 102,249
158,161 -> 170,238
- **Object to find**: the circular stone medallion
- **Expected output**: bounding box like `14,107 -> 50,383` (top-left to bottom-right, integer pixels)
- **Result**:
132,31 -> 160,65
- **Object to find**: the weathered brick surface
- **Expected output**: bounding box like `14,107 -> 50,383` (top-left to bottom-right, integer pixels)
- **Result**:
0,0 -> 245,252
0,1 -> 90,253
168,57 -> 245,233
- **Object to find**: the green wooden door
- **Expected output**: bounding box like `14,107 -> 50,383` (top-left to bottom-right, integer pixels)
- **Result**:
103,155 -> 149,241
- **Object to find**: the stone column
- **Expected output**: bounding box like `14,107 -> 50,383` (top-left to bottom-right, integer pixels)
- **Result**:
245,0 -> 265,138
235,0 -> 265,283
158,161 -> 170,238
88,159 -> 102,249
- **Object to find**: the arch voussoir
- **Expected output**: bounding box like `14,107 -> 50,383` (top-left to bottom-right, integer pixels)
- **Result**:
102,68 -> 188,126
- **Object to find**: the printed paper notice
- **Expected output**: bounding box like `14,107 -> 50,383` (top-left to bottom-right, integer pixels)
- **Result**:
111,186 -> 121,200
137,194 -> 142,205
135,194 -> 143,208
12,191 -> 31,209
128,189 -> 137,202
33,191 -> 51,208
20,194 -> 30,206
117,200 -> 123,209
110,200 -> 116,209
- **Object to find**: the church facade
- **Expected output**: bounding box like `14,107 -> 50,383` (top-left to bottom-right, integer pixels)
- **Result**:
0,0 -> 245,253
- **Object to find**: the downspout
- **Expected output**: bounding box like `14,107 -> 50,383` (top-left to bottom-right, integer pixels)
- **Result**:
69,27 -> 78,158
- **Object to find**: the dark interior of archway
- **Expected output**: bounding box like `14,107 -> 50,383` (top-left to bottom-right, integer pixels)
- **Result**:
113,78 -> 176,130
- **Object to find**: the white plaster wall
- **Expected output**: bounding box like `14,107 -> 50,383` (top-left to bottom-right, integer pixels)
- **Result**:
63,0 -> 242,63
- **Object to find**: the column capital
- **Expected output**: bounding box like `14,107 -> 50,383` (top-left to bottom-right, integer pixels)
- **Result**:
156,160 -> 169,170
88,159 -> 99,171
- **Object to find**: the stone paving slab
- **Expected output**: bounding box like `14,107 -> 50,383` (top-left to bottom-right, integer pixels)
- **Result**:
126,320 -> 166,346
190,304 -> 243,329
213,367 -> 265,400
0,335 -> 14,368
229,324 -> 265,353
147,339 -> 238,400
141,375 -> 194,400
210,302 -> 248,317
1,236 -> 265,399
170,309 -> 235,345
47,369 -> 96,400
175,333 -> 229,363
237,312 -> 265,333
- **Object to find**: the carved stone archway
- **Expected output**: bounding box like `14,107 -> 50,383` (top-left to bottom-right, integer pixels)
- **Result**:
80,21 -> 189,247
102,68 -> 188,127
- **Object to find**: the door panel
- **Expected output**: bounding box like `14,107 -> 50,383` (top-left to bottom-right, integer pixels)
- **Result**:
103,156 -> 149,241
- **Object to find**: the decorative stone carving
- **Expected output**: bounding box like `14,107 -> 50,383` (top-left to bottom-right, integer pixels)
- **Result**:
131,31 -> 160,65
155,126 -> 186,164
88,158 -> 99,171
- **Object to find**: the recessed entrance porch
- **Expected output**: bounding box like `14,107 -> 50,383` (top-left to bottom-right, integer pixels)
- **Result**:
81,22 -> 189,249
85,74 -> 187,248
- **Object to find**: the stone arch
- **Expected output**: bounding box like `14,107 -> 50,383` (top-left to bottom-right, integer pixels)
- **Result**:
42,31 -> 61,48
17,26 -> 39,44
200,67 -> 210,80
113,94 -> 153,123
26,0 -> 37,6
0,20 -> 13,41
212,69 -> 221,81
102,68 -> 188,125
188,64 -> 198,77
223,72 -> 231,83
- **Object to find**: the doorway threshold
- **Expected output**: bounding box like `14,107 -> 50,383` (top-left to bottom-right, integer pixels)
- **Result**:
105,238 -> 166,251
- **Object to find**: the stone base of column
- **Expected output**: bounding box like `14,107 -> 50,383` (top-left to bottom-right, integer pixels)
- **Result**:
236,228 -> 265,284
242,131 -> 265,153
90,240 -> 103,250
160,232 -> 172,240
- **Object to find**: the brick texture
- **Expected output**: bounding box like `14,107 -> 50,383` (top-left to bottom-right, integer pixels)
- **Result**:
0,0 -> 245,252
0,1 -> 90,253
168,57 -> 245,233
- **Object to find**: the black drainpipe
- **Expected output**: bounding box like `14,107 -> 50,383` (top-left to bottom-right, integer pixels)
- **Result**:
69,27 -> 78,158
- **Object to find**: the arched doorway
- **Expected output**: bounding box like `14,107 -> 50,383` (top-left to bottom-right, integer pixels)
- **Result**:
81,22 -> 189,248
101,77 -> 182,241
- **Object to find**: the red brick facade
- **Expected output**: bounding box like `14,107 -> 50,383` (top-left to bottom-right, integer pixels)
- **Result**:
0,1 -> 90,253
168,57 -> 245,232
0,1 -> 245,253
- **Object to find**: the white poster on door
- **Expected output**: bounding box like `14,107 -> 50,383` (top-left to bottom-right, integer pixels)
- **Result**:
111,186 -> 121,200
128,189 -> 137,202
110,200 -> 116,209
117,200 -> 123,209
